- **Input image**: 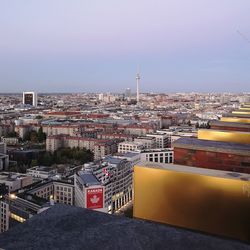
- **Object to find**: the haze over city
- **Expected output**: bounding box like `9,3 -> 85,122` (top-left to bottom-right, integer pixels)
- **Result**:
1,0 -> 250,93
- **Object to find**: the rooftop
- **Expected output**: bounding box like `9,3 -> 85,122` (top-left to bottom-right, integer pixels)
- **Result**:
136,161 -> 250,181
0,172 -> 30,182
78,171 -> 100,186
0,204 -> 249,250
173,137 -> 250,156
28,166 -> 56,172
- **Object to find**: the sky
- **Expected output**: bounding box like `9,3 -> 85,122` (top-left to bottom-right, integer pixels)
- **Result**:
0,0 -> 250,93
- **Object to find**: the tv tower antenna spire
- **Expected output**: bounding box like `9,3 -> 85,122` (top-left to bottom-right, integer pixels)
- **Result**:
136,72 -> 140,104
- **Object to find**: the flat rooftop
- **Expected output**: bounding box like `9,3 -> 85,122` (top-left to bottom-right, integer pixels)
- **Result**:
28,166 -> 56,172
0,204 -> 249,250
78,171 -> 100,186
136,161 -> 250,181
210,120 -> 250,129
141,148 -> 173,153
0,172 -> 29,181
173,137 -> 250,156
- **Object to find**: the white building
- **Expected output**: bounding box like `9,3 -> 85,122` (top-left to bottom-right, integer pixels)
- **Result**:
134,136 -> 156,149
118,141 -> 144,153
140,148 -> 174,164
74,171 -> 106,213
146,132 -> 170,148
27,166 -> 57,179
80,156 -> 133,214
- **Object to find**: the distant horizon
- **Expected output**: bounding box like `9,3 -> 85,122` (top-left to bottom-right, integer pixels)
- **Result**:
1,1 -> 250,92
0,90 -> 249,95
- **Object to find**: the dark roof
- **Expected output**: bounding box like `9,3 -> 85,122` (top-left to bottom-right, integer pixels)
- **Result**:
78,171 -> 100,185
173,137 -> 250,156
0,204 -> 249,250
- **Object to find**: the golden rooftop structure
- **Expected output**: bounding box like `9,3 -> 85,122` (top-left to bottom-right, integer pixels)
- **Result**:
198,129 -> 250,144
133,162 -> 250,242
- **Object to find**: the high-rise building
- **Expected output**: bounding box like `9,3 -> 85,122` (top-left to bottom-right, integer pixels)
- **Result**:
125,88 -> 131,99
22,92 -> 37,107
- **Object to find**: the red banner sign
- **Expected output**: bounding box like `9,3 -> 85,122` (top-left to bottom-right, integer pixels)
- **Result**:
86,187 -> 104,209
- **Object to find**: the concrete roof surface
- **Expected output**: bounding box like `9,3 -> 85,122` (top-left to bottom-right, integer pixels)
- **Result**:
0,204 -> 250,250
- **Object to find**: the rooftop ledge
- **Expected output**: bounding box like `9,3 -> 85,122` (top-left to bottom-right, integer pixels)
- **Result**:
0,204 -> 249,250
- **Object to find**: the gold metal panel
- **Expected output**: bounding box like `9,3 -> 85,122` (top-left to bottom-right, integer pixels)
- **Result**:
221,117 -> 250,124
133,166 -> 250,241
239,107 -> 250,111
232,111 -> 250,115
198,129 -> 250,144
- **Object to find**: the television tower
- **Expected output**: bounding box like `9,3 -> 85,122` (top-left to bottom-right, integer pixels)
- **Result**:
136,73 -> 140,104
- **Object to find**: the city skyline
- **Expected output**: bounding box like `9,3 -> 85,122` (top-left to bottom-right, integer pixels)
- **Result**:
1,1 -> 250,93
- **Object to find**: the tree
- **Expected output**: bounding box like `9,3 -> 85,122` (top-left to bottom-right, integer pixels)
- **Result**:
31,159 -> 38,167
40,152 -> 53,166
6,131 -> 17,137
23,131 -> 31,141
30,131 -> 38,143
38,127 -> 46,142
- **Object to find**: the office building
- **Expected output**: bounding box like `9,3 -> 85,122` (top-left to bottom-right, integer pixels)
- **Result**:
0,172 -> 33,192
22,92 -> 37,107
118,141 -> 144,153
140,148 -> 174,164
27,180 -> 74,206
27,166 -> 57,179
78,156 -> 133,214
146,132 -> 170,148
74,171 -> 106,212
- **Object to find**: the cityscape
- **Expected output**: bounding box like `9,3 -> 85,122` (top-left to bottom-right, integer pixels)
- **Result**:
1,1 -> 250,250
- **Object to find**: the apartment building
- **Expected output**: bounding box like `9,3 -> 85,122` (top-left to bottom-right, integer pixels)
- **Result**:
46,135 -> 120,160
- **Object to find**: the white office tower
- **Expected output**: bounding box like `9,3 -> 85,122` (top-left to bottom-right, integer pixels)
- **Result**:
136,73 -> 140,104
22,92 -> 37,107
125,88 -> 131,99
